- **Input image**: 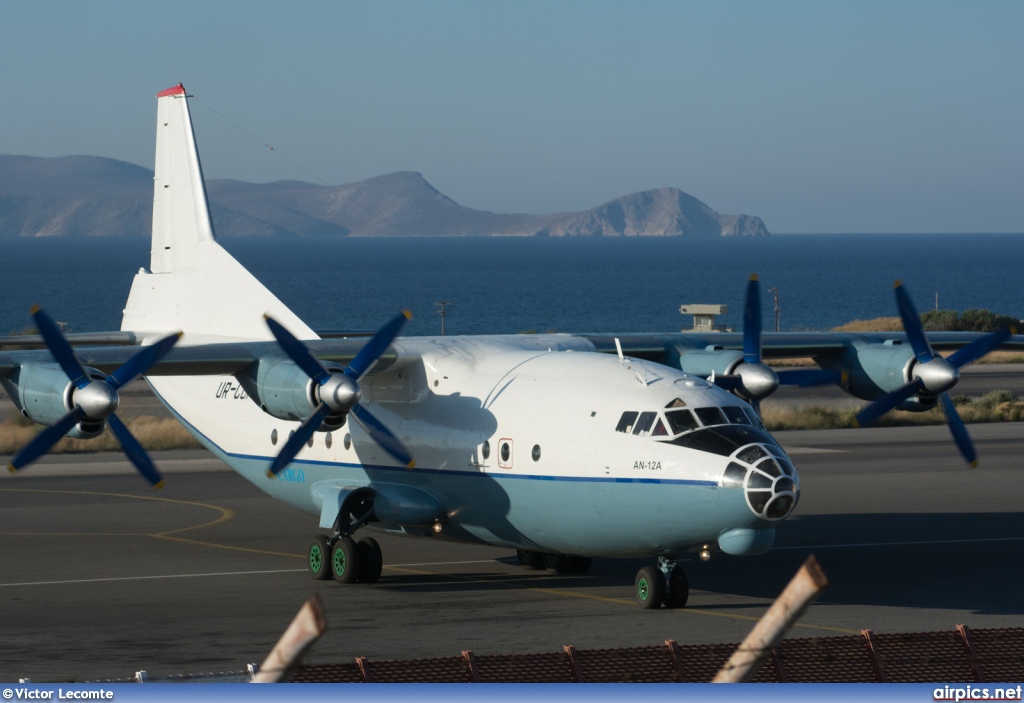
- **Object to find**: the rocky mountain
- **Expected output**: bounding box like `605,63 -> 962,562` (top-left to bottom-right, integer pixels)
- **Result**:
0,154 -> 769,238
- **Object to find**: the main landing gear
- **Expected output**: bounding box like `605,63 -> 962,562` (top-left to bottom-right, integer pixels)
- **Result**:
309,492 -> 383,583
309,534 -> 384,583
635,557 -> 689,609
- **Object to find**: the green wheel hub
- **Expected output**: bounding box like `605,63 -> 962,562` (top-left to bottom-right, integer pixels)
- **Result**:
309,544 -> 324,573
333,547 -> 347,577
635,565 -> 664,609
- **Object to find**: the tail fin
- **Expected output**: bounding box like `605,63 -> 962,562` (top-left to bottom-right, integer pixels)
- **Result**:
121,84 -> 315,342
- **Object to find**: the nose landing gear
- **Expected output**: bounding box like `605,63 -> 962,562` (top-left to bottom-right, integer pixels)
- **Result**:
635,557 -> 688,609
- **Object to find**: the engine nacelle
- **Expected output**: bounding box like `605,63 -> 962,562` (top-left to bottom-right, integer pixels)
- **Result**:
239,357 -> 345,429
830,342 -> 916,401
0,363 -> 104,439
677,348 -> 744,378
894,396 -> 938,413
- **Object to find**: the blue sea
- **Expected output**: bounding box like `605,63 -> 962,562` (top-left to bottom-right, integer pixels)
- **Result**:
0,234 -> 1021,338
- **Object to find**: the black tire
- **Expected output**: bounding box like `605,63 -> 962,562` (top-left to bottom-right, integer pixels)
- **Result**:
635,565 -> 664,609
569,556 -> 593,574
331,536 -> 359,584
308,534 -> 332,580
357,536 -> 383,583
543,552 -> 573,574
517,550 -> 544,570
664,567 -> 689,609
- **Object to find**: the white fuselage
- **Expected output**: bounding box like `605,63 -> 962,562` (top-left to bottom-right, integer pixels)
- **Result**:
149,334 -> 794,558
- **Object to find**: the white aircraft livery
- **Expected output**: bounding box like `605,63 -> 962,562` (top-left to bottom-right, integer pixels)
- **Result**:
2,84 -> 1019,608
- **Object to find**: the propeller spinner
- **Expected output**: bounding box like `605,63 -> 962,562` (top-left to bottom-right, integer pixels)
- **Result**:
711,274 -> 843,413
7,307 -> 182,487
263,311 -> 415,477
853,281 -> 1014,467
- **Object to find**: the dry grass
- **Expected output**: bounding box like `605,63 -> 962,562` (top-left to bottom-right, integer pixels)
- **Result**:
762,389 -> 1024,431
770,349 -> 1024,368
0,414 -> 201,455
976,350 -> 1024,364
831,316 -> 905,332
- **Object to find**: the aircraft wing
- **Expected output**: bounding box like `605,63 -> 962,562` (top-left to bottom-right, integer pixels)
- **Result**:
593,331 -> 1024,359
5,330 -> 1024,378
0,338 -> 398,378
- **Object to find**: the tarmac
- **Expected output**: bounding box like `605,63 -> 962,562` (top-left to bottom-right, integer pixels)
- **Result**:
2,419 -> 1023,682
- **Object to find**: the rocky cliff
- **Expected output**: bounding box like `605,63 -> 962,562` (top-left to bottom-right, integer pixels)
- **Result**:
0,155 -> 769,238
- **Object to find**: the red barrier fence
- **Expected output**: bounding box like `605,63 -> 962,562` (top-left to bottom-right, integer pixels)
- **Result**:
287,625 -> 1024,683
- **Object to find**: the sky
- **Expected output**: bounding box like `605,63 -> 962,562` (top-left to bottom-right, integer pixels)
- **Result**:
1,1 -> 1022,233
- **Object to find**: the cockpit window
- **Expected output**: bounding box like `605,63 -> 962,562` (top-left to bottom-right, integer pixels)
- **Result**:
663,425 -> 781,457
652,418 -> 668,437
632,411 -> 657,436
615,411 -> 639,433
743,406 -> 764,428
722,406 -> 751,425
694,407 -> 726,426
666,409 -> 699,434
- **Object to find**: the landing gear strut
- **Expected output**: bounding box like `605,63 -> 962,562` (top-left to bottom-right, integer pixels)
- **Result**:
635,557 -> 688,609
308,494 -> 383,584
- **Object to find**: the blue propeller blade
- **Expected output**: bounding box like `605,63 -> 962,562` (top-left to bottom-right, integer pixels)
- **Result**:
267,405 -> 328,477
742,275 -> 762,365
264,311 -> 415,472
264,316 -> 330,385
9,406 -> 86,472
107,332 -> 182,390
106,413 -> 164,488
776,368 -> 845,387
31,307 -> 90,389
946,327 -> 1014,369
351,404 -> 415,468
345,310 -> 412,381
854,379 -> 923,428
939,393 -> 977,468
893,282 -> 935,364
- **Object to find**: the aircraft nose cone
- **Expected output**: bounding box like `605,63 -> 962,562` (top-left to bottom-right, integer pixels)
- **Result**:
73,380 -> 119,420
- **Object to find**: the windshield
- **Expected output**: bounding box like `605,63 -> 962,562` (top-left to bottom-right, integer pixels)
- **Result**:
615,403 -> 762,442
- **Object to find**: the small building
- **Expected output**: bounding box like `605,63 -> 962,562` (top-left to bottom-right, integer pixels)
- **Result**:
679,304 -> 730,333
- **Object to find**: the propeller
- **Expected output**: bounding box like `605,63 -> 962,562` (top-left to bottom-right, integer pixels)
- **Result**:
711,274 -> 844,413
264,311 -> 415,477
7,307 -> 181,487
853,281 -> 1015,467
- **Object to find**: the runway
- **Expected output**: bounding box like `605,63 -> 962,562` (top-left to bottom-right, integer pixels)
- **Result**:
2,423 -> 1023,682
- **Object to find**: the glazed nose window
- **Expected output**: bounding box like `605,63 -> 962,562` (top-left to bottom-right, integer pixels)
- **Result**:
719,444 -> 800,521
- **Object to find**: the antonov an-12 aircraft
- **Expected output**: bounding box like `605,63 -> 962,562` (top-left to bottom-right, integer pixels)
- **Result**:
2,84 -> 1020,608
